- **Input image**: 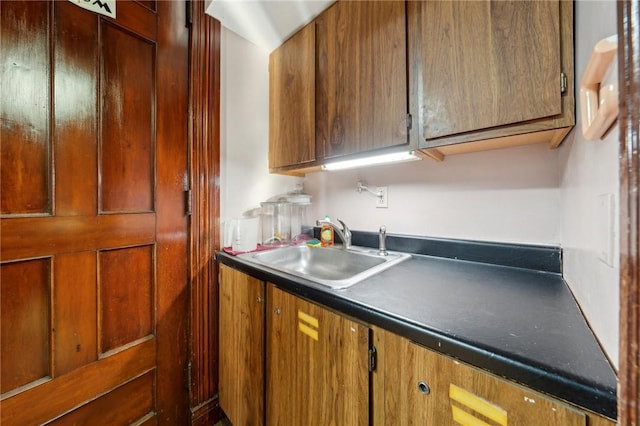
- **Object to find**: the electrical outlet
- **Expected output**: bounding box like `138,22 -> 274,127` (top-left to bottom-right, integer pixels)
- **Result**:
376,187 -> 388,208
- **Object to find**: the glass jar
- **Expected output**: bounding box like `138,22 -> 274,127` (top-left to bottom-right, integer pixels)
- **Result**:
287,192 -> 312,245
260,201 -> 292,247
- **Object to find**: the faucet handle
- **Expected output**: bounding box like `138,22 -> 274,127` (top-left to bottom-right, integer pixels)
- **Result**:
378,225 -> 388,256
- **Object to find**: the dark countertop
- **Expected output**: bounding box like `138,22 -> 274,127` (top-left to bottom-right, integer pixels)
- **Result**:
216,233 -> 617,420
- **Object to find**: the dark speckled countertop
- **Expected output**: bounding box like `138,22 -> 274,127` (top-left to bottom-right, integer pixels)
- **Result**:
216,232 -> 617,420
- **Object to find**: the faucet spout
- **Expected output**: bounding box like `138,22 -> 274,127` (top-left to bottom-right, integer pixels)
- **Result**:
316,218 -> 352,249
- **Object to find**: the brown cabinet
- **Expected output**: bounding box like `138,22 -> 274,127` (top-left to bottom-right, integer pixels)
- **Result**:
218,265 -> 265,426
372,327 -> 615,426
218,265 -> 370,425
316,1 -> 409,161
269,23 -> 316,171
409,0 -> 575,160
266,284 -> 370,425
269,0 -> 576,172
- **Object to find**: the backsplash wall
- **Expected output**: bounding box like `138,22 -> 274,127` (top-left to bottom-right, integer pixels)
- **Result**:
219,0 -> 619,369
303,144 -> 561,245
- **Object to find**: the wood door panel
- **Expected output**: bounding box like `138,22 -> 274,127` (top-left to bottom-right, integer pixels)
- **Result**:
54,251 -> 98,376
103,1 -> 157,42
0,213 -> 155,262
54,1 -> 98,216
136,1 -> 157,13
0,258 -> 51,394
0,0 -> 51,215
50,371 -> 155,425
100,22 -> 155,213
317,1 -> 407,160
421,1 -> 561,139
100,245 -> 154,353
0,338 -> 155,425
269,23 -> 315,169
0,0 -> 189,423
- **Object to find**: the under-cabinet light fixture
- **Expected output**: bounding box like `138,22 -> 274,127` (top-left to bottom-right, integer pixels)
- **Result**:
322,150 -> 421,171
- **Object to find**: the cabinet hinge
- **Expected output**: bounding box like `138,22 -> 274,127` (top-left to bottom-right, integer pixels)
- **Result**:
406,114 -> 413,131
187,361 -> 192,392
368,346 -> 377,372
560,72 -> 568,94
184,189 -> 192,216
184,175 -> 192,216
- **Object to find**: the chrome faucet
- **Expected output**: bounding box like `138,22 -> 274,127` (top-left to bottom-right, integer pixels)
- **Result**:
378,225 -> 388,256
316,218 -> 352,249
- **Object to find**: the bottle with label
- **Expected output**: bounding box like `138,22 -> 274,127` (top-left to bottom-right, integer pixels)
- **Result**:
320,215 -> 334,247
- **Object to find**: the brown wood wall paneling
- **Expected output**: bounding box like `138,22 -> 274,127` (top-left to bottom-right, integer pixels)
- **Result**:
189,0 -> 223,424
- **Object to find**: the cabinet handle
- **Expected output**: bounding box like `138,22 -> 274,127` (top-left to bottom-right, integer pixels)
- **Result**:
417,381 -> 430,395
274,307 -> 281,315
257,296 -> 264,303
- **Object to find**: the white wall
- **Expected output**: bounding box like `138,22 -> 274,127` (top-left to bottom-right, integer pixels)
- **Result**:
220,27 -> 302,224
558,0 -> 619,368
304,145 -> 561,245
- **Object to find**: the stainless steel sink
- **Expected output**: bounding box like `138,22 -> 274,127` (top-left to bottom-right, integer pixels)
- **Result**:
238,245 -> 410,289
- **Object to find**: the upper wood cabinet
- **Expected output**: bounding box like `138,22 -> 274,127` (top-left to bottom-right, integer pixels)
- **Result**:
269,0 -> 575,172
269,23 -> 316,170
316,1 -> 409,161
409,0 -> 575,160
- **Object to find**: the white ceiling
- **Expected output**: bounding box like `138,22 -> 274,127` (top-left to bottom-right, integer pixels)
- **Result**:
205,0 -> 334,53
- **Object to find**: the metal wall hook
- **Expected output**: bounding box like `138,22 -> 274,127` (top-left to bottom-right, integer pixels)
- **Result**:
357,181 -> 383,199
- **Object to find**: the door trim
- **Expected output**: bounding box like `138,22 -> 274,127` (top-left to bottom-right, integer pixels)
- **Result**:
618,1 -> 639,424
188,0 -> 222,424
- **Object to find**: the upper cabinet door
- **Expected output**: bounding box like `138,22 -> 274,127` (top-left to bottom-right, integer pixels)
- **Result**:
316,1 -> 408,160
417,1 -> 562,140
269,23 -> 316,170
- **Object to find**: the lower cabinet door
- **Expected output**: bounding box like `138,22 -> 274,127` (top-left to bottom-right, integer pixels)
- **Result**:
219,265 -> 265,426
373,327 -> 587,426
266,283 -> 370,425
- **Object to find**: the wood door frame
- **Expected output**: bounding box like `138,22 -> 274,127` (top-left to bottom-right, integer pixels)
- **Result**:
188,0 -> 222,424
618,2 -> 639,425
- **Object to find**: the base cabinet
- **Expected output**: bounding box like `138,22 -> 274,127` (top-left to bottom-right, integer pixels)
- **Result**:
218,266 -> 614,425
266,284 -> 370,425
218,265 -> 369,425
218,265 -> 265,426
372,327 -> 615,426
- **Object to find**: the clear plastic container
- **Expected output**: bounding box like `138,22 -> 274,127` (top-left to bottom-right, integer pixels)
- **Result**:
288,193 -> 312,244
260,201 -> 292,247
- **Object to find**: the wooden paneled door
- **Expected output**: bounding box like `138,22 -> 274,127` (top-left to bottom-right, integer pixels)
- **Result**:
0,1 -> 190,424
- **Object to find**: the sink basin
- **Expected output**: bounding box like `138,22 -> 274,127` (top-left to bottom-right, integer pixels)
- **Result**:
238,245 -> 410,289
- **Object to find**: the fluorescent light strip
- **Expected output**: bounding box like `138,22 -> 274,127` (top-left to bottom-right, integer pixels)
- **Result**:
322,151 -> 421,171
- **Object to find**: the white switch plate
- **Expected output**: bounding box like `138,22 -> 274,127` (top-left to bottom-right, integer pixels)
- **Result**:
376,187 -> 388,208
597,193 -> 615,267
